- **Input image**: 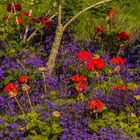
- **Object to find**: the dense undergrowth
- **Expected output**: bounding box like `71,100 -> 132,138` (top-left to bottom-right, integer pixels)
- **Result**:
0,0 -> 140,140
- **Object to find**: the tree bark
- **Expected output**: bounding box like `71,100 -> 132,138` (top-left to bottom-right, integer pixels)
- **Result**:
46,24 -> 63,75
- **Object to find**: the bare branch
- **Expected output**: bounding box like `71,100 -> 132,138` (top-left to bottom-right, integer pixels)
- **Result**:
63,0 -> 112,30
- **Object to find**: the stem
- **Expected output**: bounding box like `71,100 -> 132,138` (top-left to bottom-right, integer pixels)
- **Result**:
26,91 -> 32,109
23,7 -> 32,42
12,2 -> 22,39
42,72 -> 47,94
14,97 -> 25,115
63,0 -> 112,30
16,58 -> 25,70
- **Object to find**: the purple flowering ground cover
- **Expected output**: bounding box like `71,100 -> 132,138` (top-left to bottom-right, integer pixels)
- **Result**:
0,1 -> 140,140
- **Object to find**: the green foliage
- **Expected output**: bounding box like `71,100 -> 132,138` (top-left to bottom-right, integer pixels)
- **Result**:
127,82 -> 139,90
18,110 -> 62,139
89,111 -> 140,139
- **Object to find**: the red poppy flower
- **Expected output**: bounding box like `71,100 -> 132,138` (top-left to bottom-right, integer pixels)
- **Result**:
76,51 -> 92,62
108,9 -> 116,17
75,83 -> 86,91
17,17 -> 23,25
22,11 -> 29,16
71,74 -> 87,83
19,75 -> 29,83
110,56 -> 125,65
116,32 -> 131,41
95,25 -> 104,32
6,3 -> 22,12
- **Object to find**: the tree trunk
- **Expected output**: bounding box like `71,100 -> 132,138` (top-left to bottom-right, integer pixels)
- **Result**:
47,24 -> 63,75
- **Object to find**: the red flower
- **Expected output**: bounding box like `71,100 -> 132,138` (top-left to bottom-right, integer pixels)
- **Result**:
36,17 -> 42,23
29,16 -> 33,22
123,85 -> 128,90
95,25 -> 104,32
116,32 -> 131,41
19,75 -> 29,83
85,58 -> 105,70
41,17 -> 49,24
75,83 -> 86,91
6,3 -> 22,12
88,99 -> 103,112
113,85 -> 128,91
45,22 -> 51,28
17,17 -> 23,25
4,83 -> 18,97
71,74 -> 87,83
76,51 -> 92,62
22,11 -> 29,16
113,85 -> 122,91
108,9 -> 116,17
110,56 -> 125,65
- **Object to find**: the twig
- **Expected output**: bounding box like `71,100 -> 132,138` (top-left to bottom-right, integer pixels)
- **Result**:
16,58 -> 25,70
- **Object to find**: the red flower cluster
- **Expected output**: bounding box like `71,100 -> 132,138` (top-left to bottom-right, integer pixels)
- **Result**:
71,74 -> 87,91
19,75 -> 29,83
7,3 -> 22,12
116,32 -> 131,41
95,25 -> 104,32
88,99 -> 103,112
36,17 -> 51,28
4,83 -> 18,97
85,58 -> 105,70
113,84 -> 128,91
107,9 -> 116,17
76,51 -> 92,62
71,74 -> 87,83
110,56 -> 125,65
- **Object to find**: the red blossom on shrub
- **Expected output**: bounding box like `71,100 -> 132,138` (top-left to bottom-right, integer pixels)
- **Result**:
19,75 -> 29,83
116,32 -> 131,41
17,17 -> 23,25
95,25 -> 104,32
6,3 -> 22,12
88,99 -> 103,112
85,58 -> 105,70
110,56 -> 125,65
29,16 -> 33,22
75,83 -> 86,91
76,51 -> 92,62
22,11 -> 29,16
108,9 -> 116,17
71,74 -> 87,83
